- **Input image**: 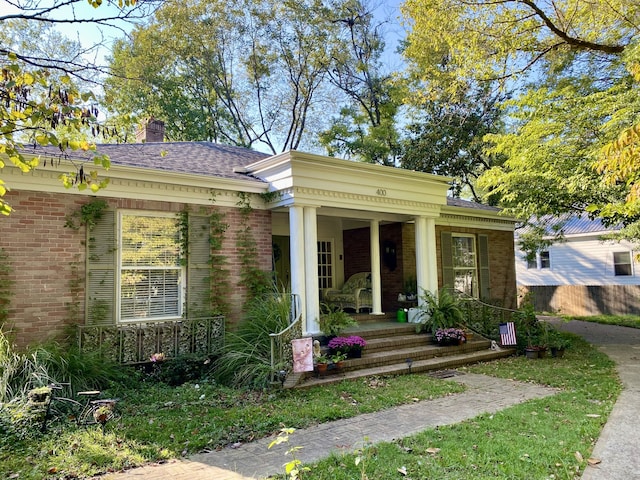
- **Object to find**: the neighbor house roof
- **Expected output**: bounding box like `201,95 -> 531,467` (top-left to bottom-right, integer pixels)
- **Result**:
516,213 -> 620,238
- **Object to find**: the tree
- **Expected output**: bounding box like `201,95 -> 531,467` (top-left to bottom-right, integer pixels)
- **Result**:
402,0 -> 640,236
400,87 -> 504,200
402,0 -> 638,94
319,0 -> 403,166
0,0 -> 157,215
105,0 -> 337,153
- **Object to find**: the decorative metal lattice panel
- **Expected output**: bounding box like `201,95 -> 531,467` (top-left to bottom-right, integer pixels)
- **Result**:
78,316 -> 225,363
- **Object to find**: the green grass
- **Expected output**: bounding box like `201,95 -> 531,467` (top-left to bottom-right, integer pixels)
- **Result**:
292,335 -> 621,480
0,374 -> 464,479
567,314 -> 640,329
0,321 -> 624,480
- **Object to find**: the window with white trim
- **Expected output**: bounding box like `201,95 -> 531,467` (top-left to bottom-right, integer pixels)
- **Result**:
118,212 -> 185,321
613,251 -> 632,276
526,251 -> 550,269
539,251 -> 550,269
452,234 -> 478,297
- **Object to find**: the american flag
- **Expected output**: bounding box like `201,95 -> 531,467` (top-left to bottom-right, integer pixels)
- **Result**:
499,322 -> 517,346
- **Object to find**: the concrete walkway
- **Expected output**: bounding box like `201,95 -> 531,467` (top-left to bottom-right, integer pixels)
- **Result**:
541,317 -> 640,480
102,373 -> 557,480
102,319 -> 640,480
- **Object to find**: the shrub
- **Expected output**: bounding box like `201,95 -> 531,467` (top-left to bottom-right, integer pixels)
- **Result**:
143,353 -> 214,386
214,286 -> 292,388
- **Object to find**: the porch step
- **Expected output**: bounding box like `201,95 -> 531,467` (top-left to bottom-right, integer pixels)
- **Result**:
291,318 -> 515,388
296,347 -> 515,388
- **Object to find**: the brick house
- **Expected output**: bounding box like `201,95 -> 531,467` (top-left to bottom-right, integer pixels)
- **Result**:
1,123 -> 517,351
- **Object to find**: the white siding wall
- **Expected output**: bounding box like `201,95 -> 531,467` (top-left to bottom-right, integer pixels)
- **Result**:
516,235 -> 640,286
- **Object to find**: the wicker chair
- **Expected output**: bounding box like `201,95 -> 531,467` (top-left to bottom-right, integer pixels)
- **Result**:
323,272 -> 373,313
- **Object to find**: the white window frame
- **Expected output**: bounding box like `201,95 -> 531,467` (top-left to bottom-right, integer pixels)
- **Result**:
451,233 -> 478,297
613,251 -> 633,277
317,238 -> 334,295
117,210 -> 185,323
539,251 -> 550,269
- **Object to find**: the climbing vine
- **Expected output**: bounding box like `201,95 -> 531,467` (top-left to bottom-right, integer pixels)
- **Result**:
0,248 -> 13,329
177,196 -> 232,318
236,192 -> 271,296
207,192 -> 231,316
64,198 -> 109,231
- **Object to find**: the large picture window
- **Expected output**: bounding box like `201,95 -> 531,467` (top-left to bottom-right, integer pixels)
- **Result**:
118,212 -> 184,321
452,234 -> 478,297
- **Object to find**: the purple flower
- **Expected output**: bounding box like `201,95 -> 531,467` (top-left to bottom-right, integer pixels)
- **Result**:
434,328 -> 466,342
327,335 -> 367,351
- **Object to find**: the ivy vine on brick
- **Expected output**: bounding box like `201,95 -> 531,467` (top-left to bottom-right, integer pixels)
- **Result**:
236,192 -> 271,296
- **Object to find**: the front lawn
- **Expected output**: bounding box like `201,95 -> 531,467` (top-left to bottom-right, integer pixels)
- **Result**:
280,334 -> 621,480
1,327 -> 622,480
0,372 -> 464,479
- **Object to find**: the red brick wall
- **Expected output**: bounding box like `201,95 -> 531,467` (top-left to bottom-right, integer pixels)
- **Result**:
1,190 -> 272,348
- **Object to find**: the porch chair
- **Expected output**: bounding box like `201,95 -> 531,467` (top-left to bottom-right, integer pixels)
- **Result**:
323,272 -> 373,313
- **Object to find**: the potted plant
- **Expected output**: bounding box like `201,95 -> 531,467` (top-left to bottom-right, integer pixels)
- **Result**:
319,303 -> 358,338
415,288 -> 464,335
434,327 -> 467,346
315,354 -> 329,374
327,335 -> 367,358
404,277 -> 418,301
330,351 -> 348,369
548,330 -> 572,357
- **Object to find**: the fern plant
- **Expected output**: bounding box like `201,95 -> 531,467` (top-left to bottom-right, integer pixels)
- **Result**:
415,288 -> 464,334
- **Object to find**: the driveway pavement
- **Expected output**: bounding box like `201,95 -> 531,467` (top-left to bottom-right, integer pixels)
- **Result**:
541,317 -> 640,479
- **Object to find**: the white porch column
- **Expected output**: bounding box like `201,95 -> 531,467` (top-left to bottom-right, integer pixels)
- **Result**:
289,206 -> 307,329
303,206 -> 320,334
415,216 -> 438,306
425,217 -> 438,292
370,219 -> 384,315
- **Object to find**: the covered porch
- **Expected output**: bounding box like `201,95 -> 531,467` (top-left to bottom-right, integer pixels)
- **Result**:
244,150 -> 451,336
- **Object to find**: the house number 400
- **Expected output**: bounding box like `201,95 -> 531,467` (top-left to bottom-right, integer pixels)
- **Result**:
376,188 -> 387,196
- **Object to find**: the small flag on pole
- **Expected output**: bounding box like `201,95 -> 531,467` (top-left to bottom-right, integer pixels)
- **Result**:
499,322 -> 517,346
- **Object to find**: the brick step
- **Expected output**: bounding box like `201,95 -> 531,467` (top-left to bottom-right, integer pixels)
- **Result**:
364,333 -> 431,352
353,338 -> 492,367
341,321 -> 418,340
295,347 -> 515,389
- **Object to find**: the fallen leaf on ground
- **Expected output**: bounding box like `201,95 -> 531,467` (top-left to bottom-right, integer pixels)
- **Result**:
426,447 -> 440,454
588,458 -> 602,465
575,451 -> 584,463
397,466 -> 407,475
586,414 -> 601,418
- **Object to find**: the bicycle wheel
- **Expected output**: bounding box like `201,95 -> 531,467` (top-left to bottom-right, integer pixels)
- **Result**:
79,399 -> 118,427
43,397 -> 82,432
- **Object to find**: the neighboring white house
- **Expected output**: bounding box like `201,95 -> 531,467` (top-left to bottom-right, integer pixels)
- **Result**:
516,214 -> 640,315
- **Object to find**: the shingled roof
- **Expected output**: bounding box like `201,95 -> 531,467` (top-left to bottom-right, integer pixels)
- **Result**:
26,141 -> 270,183
446,196 -> 501,212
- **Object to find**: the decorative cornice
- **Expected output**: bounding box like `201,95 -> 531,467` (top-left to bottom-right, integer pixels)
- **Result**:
269,186 -> 442,216
438,213 -> 515,231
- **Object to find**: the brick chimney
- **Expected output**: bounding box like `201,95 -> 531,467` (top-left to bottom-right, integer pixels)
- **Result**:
136,118 -> 165,143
